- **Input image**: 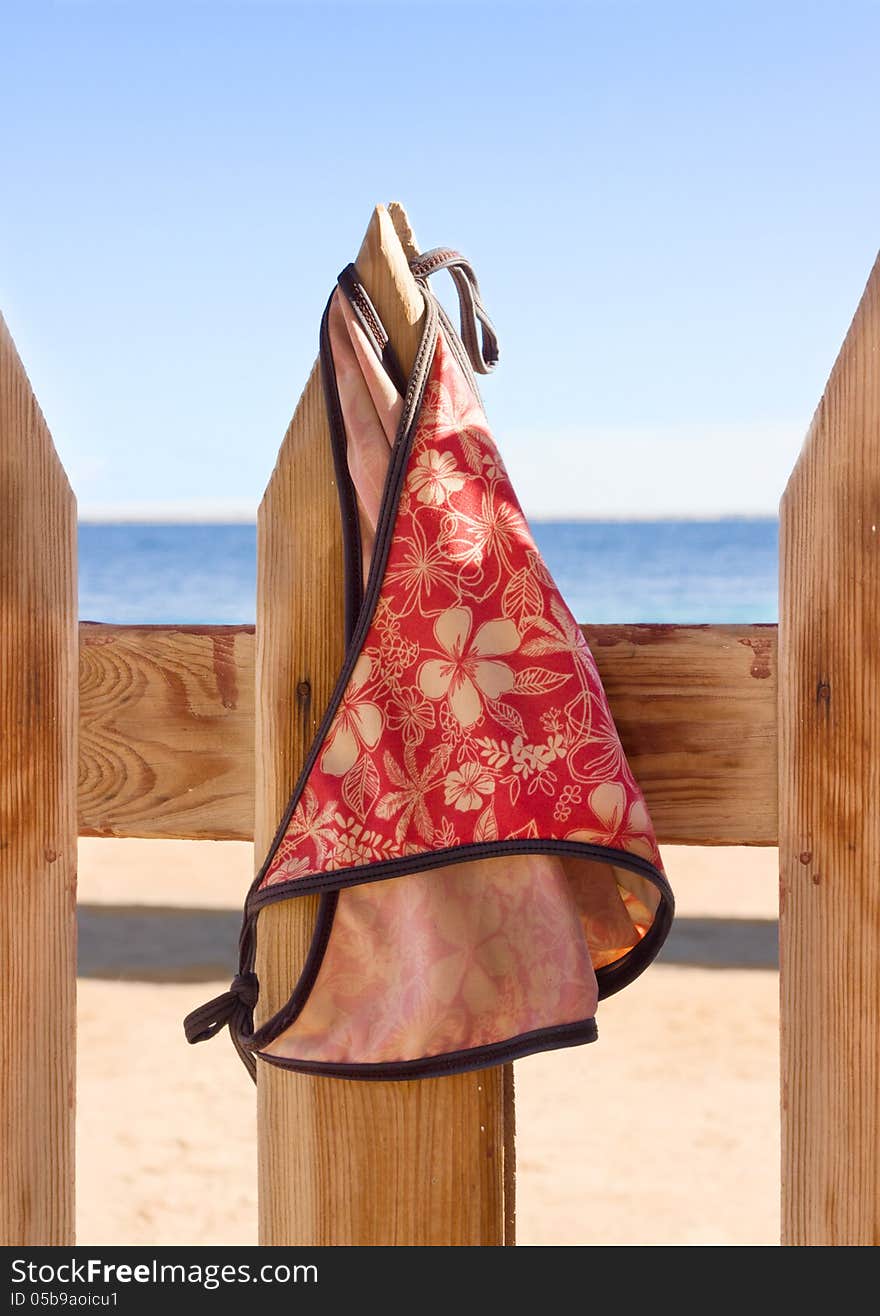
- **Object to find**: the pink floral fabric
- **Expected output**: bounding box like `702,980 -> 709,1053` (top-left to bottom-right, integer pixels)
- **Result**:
263,855 -> 598,1065
255,290 -> 666,1066
326,292 -> 401,583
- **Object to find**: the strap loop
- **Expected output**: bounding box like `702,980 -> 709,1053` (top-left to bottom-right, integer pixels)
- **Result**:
409,248 -> 499,375
183,972 -> 258,1045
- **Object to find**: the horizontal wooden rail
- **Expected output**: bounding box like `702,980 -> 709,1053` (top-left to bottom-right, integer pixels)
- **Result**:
78,619 -> 777,845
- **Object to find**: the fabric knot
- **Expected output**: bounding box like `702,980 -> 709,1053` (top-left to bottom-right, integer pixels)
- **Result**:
183,971 -> 259,1046
230,972 -> 259,1010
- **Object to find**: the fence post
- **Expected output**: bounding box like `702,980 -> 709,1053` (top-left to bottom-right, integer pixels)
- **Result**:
779,253 -> 880,1244
0,314 -> 77,1244
255,204 -> 513,1245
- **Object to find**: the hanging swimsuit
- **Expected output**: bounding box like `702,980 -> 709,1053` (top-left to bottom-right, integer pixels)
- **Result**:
184,250 -> 674,1081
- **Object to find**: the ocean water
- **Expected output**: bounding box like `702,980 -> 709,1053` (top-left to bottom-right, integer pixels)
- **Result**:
78,519 -> 778,626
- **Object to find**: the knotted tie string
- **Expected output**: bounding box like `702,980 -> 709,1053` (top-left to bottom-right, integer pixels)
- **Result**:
183,972 -> 258,1045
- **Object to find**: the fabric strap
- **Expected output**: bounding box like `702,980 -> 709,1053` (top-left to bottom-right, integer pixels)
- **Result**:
409,248 -> 500,375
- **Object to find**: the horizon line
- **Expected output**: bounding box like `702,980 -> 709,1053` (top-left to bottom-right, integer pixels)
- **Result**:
77,509 -> 781,526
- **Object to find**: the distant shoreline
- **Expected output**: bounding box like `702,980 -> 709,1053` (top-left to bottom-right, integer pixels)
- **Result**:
77,518 -> 778,625
78,512 -> 780,526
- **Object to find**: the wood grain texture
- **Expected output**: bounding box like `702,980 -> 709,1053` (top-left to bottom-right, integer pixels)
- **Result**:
387,199 -> 421,263
779,252 -> 880,1245
79,623 -> 254,840
587,622 -> 778,846
356,202 -> 424,374
0,313 -> 76,1243
255,204 -> 510,1246
77,622 -> 778,846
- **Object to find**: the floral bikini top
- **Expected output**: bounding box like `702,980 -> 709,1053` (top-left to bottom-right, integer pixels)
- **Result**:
185,249 -> 674,1081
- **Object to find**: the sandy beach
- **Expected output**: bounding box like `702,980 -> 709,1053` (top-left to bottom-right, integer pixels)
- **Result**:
75,839 -> 779,1247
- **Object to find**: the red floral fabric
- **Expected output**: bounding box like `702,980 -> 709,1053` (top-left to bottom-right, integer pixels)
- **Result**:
260,330 -> 663,905
253,289 -> 668,1069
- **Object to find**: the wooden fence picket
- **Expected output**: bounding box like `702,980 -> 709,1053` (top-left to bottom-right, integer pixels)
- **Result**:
254,204 -> 512,1245
779,253 -> 880,1246
0,314 -> 77,1244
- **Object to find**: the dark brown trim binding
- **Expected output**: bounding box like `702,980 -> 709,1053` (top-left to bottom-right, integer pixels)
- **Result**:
246,891 -> 337,1054
337,264 -> 408,397
320,293 -> 364,640
250,836 -> 670,912
251,1017 -> 598,1082
410,249 -> 499,375
245,283 -> 440,908
182,971 -> 259,1081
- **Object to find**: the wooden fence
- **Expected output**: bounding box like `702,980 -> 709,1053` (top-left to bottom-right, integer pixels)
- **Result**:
1,202 -> 877,1246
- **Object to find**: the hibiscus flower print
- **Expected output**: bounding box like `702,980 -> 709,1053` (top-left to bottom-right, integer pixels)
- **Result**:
406,450 -> 467,506
386,687 -> 436,746
567,692 -> 628,782
521,594 -> 594,668
445,487 -> 529,574
418,606 -> 520,728
320,654 -> 383,777
426,880 -> 514,1015
384,515 -> 459,616
567,781 -> 656,862
444,761 -> 495,811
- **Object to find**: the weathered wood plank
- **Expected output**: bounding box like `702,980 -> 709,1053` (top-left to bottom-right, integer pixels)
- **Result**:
0,313 -> 77,1244
779,251 -> 880,1245
590,622 -> 778,846
78,622 -> 254,841
255,203 -> 510,1246
78,621 -> 779,846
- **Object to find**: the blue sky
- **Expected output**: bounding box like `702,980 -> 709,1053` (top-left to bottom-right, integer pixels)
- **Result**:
2,0 -> 878,518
